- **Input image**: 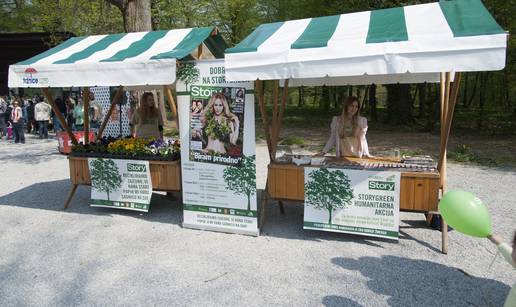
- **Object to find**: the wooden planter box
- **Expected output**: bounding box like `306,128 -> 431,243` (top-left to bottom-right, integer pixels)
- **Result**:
267,162 -> 440,213
69,156 -> 181,192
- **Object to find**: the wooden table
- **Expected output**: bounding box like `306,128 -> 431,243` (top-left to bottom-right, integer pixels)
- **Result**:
262,156 -> 440,228
65,156 -> 182,209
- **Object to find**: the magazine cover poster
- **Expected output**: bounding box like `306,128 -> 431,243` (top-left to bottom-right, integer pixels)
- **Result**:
190,86 -> 245,166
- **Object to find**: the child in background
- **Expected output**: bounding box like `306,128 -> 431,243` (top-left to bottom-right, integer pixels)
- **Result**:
6,121 -> 13,140
488,232 -> 516,307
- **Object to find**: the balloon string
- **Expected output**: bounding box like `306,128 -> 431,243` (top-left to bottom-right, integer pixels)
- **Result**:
479,248 -> 500,307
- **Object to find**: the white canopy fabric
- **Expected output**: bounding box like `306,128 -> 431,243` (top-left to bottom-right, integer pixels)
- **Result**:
225,0 -> 507,84
9,27 -> 225,88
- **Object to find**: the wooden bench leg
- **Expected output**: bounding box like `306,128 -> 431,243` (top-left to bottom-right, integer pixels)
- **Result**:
259,190 -> 268,231
425,213 -> 434,226
442,220 -> 448,254
278,200 -> 285,214
64,184 -> 78,209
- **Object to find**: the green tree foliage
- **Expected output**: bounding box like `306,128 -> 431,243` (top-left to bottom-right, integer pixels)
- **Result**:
0,0 -> 123,39
90,158 -> 122,200
305,168 -> 354,224
2,0 -> 514,132
223,155 -> 256,211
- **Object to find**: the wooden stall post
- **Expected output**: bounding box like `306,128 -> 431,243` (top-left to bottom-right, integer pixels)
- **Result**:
276,79 -> 289,147
271,80 -> 280,159
41,88 -> 78,145
255,80 -> 274,161
83,88 -> 90,144
164,85 -> 178,129
96,86 -> 124,141
437,71 -> 462,254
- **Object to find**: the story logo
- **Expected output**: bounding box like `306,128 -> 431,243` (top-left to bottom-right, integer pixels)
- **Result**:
127,163 -> 146,172
190,85 -> 222,98
368,180 -> 395,191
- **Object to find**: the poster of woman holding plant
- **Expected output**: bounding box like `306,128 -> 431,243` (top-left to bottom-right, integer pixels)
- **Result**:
190,87 -> 245,165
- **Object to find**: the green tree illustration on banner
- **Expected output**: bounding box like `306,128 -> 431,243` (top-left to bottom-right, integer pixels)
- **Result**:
223,155 -> 256,211
90,158 -> 122,201
177,62 -> 200,90
305,168 -> 354,225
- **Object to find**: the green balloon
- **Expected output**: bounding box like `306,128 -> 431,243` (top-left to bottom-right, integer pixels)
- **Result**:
439,190 -> 491,237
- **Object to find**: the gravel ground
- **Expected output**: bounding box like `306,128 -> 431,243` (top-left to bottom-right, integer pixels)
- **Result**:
0,133 -> 514,306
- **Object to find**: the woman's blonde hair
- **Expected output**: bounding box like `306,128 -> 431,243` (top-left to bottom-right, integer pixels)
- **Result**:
339,96 -> 360,137
211,93 -> 236,118
139,92 -> 158,119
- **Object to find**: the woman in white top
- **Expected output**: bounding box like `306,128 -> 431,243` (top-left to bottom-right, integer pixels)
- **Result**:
319,96 -> 370,158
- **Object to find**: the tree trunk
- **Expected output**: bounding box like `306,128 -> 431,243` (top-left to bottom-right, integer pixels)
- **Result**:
462,73 -> 468,107
247,194 -> 250,211
298,86 -> 304,107
477,72 -> 488,129
106,0 -> 152,32
328,208 -> 332,225
320,86 -> 330,112
418,83 -> 427,118
333,87 -> 340,110
466,73 -> 480,108
386,84 -> 413,124
312,87 -> 318,106
369,84 -> 378,122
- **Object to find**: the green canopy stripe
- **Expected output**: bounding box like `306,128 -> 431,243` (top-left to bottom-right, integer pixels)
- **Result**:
439,0 -> 504,37
17,37 -> 86,65
53,33 -> 126,64
225,22 -> 284,53
151,27 -> 212,60
366,7 -> 408,44
101,30 -> 168,62
291,15 -> 340,49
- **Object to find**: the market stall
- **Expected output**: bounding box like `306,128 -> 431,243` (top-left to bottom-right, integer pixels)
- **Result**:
9,26 -> 227,210
225,0 -> 508,251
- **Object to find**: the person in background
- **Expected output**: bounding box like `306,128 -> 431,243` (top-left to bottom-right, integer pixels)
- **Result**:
5,99 -> 13,138
35,98 -> 51,139
53,97 -> 66,132
21,99 -> 28,130
130,92 -> 163,139
10,99 -> 25,144
73,98 -> 84,131
0,95 -> 7,139
65,96 -> 76,130
488,232 -> 516,307
26,100 -> 36,134
88,92 -> 103,129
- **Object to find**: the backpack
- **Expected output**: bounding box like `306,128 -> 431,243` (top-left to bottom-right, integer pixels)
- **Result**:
0,100 -> 6,114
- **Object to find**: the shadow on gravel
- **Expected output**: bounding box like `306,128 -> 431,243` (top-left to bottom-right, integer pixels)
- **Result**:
0,137 -> 64,165
0,179 -> 183,225
322,296 -> 363,307
260,198 -> 390,248
331,256 -> 510,307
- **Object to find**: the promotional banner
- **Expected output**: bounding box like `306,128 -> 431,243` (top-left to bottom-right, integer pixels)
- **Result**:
88,158 -> 152,212
177,59 -> 258,236
304,168 -> 400,240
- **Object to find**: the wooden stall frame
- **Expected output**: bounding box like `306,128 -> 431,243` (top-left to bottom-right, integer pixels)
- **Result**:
41,88 -> 77,145
96,86 -> 124,141
257,72 -> 462,254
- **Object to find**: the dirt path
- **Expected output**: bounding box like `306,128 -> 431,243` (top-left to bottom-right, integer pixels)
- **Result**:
263,126 -> 516,166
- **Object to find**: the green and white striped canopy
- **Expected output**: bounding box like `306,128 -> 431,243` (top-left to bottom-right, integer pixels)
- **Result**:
225,0 -> 507,85
9,27 -> 225,88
